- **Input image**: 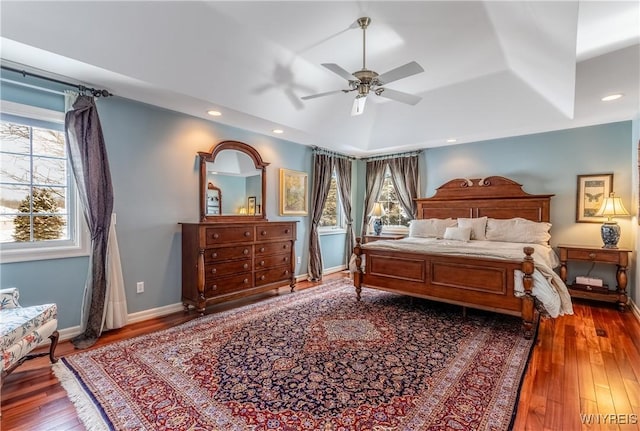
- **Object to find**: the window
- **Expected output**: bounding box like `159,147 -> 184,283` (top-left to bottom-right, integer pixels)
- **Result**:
319,170 -> 345,232
0,101 -> 87,262
378,166 -> 410,229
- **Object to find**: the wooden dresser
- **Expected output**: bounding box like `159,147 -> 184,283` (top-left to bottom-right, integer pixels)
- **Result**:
181,221 -> 296,313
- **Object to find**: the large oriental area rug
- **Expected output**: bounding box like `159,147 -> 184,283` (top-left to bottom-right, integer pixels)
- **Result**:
56,279 -> 536,431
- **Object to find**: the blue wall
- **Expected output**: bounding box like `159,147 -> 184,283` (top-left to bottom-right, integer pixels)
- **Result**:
1,71 -> 351,330
1,68 -> 635,330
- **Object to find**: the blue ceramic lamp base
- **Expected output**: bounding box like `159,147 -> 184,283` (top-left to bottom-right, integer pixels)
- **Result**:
601,222 -> 620,249
373,218 -> 382,235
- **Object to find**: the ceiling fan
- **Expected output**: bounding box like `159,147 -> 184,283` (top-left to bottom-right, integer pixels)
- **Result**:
302,17 -> 424,116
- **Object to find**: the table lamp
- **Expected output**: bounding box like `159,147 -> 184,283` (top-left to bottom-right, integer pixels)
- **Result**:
370,202 -> 385,235
594,192 -> 630,248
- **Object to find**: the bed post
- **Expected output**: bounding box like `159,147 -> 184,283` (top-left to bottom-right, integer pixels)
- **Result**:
521,246 -> 536,339
354,237 -> 363,301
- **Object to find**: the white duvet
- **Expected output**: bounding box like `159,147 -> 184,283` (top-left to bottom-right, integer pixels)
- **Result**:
354,237 -> 573,317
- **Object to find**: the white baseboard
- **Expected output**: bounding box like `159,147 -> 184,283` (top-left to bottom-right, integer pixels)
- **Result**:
630,300 -> 640,323
56,270 -> 347,342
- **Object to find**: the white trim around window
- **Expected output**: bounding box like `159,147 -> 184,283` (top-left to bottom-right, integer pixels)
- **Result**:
0,100 -> 90,263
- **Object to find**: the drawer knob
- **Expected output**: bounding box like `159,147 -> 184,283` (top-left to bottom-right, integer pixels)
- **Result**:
283,245 -> 287,249
259,260 -> 265,266
212,252 -> 218,258
212,285 -> 217,290
283,257 -> 289,262
588,253 -> 597,259
213,233 -> 219,239
211,268 -> 217,274
243,248 -> 249,255
260,247 -> 265,252
243,278 -> 249,284
284,270 -> 289,275
260,275 -> 266,280
244,231 -> 251,237
243,263 -> 248,269
285,229 -> 290,233
261,230 -> 267,236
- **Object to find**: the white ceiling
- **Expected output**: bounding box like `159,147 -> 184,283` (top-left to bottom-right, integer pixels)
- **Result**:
1,1 -> 638,157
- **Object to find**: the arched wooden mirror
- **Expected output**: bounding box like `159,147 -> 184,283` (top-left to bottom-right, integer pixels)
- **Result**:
199,141 -> 269,222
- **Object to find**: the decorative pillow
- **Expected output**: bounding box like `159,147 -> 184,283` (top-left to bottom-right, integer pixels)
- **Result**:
409,218 -> 457,238
486,218 -> 551,244
0,288 -> 20,310
457,217 -> 487,240
443,226 -> 472,242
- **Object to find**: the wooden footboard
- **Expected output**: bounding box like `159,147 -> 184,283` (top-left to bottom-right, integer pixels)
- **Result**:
353,238 -> 536,338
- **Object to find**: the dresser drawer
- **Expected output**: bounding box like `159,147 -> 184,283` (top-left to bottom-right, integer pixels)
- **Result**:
255,253 -> 291,270
256,223 -> 295,241
204,245 -> 251,263
255,266 -> 292,286
566,249 -> 620,264
204,273 -> 253,296
205,226 -> 254,245
204,259 -> 251,279
255,240 -> 292,256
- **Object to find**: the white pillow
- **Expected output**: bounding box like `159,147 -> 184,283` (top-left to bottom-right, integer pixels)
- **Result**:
443,226 -> 472,242
409,218 -> 457,238
457,217 -> 487,240
486,218 -> 551,244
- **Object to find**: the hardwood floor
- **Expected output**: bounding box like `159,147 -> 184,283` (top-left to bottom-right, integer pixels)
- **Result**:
2,274 -> 639,430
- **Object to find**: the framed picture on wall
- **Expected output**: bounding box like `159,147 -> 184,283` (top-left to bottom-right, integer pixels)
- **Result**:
247,196 -> 256,215
279,168 -> 308,216
576,173 -> 613,223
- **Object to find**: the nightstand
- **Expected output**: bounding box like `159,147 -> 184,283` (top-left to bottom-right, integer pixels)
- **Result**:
363,233 -> 406,243
557,244 -> 630,312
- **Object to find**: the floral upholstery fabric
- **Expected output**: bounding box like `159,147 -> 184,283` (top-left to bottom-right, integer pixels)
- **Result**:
0,288 -> 21,309
1,302 -> 57,374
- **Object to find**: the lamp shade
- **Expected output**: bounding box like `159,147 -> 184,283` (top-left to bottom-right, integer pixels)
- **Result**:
369,202 -> 385,217
594,193 -> 630,220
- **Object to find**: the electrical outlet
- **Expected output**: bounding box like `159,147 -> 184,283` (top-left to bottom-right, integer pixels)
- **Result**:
136,281 -> 144,294
297,256 -> 301,264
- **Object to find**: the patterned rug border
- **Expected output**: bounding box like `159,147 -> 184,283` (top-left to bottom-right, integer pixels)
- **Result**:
55,278 -> 538,431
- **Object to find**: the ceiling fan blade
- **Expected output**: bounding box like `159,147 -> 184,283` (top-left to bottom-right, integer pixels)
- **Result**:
301,89 -> 344,100
376,88 -> 422,105
377,61 -> 424,85
351,95 -> 367,116
322,63 -> 356,81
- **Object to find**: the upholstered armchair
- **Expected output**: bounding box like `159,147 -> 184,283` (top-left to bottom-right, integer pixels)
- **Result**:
1,288 -> 59,381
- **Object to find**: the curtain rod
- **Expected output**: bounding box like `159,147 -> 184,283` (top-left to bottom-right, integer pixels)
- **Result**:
312,146 -> 356,160
1,65 -> 113,98
362,149 -> 422,161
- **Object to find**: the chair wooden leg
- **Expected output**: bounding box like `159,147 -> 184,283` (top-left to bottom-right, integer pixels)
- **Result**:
48,330 -> 59,364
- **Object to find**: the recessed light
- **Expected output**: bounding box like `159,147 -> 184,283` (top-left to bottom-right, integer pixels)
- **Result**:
601,94 -> 623,102
207,110 -> 222,116
446,138 -> 457,143
272,129 -> 284,134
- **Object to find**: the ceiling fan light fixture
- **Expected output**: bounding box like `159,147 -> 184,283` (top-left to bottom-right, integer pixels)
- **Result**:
272,128 -> 284,134
351,96 -> 367,116
207,110 -> 222,116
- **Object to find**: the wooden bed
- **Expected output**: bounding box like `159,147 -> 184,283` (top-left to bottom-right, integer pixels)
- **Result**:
352,176 -> 554,339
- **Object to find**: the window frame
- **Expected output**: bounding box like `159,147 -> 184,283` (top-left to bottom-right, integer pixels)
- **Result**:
371,165 -> 410,235
318,170 -> 346,235
0,100 -> 89,263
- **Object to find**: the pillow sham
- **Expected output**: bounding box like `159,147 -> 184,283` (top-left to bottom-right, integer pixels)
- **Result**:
409,218 -> 457,238
486,217 -> 551,244
443,226 -> 472,242
457,216 -> 487,240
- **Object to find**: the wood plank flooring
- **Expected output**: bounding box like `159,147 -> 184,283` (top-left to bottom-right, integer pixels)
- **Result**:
2,274 -> 639,430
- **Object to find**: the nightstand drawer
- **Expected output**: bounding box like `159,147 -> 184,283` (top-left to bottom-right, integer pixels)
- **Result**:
565,249 -> 620,264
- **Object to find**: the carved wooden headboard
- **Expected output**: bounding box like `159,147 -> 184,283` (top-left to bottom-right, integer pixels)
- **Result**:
416,176 -> 553,222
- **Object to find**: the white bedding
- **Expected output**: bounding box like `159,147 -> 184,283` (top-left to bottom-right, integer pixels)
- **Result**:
354,237 -> 573,317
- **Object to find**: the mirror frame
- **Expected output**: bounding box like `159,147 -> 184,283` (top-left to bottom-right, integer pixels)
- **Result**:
198,140 -> 269,222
